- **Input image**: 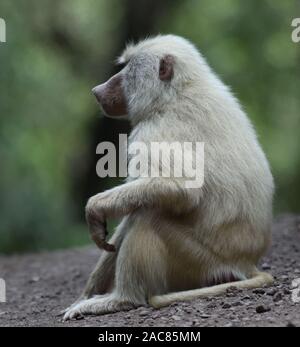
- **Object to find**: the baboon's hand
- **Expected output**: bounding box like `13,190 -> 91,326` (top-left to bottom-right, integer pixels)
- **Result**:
85,196 -> 116,252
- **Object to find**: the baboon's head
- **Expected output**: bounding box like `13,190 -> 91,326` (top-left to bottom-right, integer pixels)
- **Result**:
92,35 -> 207,123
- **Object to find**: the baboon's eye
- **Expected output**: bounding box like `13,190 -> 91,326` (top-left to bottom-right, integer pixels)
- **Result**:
116,62 -> 128,72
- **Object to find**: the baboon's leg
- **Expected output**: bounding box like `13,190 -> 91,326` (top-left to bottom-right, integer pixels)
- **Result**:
62,218 -> 129,314
63,221 -> 169,320
82,223 -> 126,298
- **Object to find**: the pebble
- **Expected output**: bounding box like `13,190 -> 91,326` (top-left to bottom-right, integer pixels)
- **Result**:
256,305 -> 271,313
231,301 -> 243,307
226,286 -> 239,293
261,263 -> 271,270
200,314 -> 210,319
207,303 -> 217,309
222,303 -> 231,309
252,288 -> 265,295
72,271 -> 81,279
286,321 -> 297,327
183,308 -> 193,314
224,323 -> 234,327
242,295 -> 251,300
171,315 -> 181,321
273,292 -> 283,302
266,288 -> 277,296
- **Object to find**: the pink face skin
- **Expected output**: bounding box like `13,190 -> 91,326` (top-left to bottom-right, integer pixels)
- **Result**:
92,73 -> 127,117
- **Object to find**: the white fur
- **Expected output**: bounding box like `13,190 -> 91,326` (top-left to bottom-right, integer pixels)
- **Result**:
63,35 -> 274,320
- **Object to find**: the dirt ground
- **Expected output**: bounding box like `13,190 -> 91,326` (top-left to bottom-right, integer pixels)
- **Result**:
0,214 -> 299,327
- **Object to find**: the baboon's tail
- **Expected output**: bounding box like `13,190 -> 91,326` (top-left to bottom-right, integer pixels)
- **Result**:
149,271 -> 274,309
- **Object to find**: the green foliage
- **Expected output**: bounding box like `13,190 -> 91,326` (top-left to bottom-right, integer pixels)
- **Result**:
0,0 -> 299,253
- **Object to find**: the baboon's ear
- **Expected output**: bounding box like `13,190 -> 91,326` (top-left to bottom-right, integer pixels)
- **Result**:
159,55 -> 174,81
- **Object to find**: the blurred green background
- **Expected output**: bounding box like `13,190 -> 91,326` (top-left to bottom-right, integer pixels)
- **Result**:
0,0 -> 299,253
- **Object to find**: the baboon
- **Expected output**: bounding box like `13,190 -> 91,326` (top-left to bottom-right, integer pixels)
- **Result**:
63,35 -> 274,320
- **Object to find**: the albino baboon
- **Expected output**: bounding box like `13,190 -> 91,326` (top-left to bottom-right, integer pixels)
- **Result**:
63,35 -> 274,320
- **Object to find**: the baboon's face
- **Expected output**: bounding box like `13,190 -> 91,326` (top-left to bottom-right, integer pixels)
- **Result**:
92,53 -> 174,119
